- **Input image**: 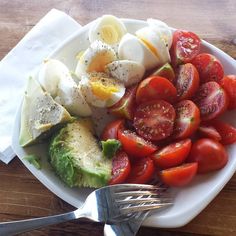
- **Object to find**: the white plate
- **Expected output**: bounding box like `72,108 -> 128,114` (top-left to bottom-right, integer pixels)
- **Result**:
12,18 -> 236,228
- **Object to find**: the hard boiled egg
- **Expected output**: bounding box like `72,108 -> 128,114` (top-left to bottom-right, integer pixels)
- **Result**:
118,33 -> 159,70
79,72 -> 125,108
75,40 -> 117,78
105,60 -> 145,87
89,15 -> 127,47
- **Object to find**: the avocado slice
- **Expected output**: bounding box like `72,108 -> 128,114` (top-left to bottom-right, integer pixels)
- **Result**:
49,119 -> 112,188
19,77 -> 72,147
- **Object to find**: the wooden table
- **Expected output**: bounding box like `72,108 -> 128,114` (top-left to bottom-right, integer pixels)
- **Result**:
0,0 -> 236,235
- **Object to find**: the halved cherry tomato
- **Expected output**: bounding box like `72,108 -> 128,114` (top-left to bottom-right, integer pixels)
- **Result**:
151,139 -> 192,169
101,119 -> 124,140
191,53 -> 224,84
152,63 -> 176,83
211,120 -> 236,145
109,151 -> 131,185
174,100 -> 200,139
160,163 -> 198,187
126,157 -> 155,184
176,63 -> 199,100
187,138 -> 228,173
170,30 -> 201,66
134,100 -> 176,141
198,125 -> 221,142
108,85 -> 137,120
220,75 -> 236,109
194,81 -> 229,121
118,129 -> 157,158
136,76 -> 177,104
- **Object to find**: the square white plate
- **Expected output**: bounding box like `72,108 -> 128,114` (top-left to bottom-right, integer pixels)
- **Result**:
12,18 -> 236,228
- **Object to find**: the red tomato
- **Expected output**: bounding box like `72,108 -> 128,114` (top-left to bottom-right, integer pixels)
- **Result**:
176,63 -> 199,100
151,139 -> 192,169
152,63 -> 176,83
118,129 -> 157,158
126,157 -> 155,184
108,85 -> 137,120
191,53 -> 224,84
136,76 -> 177,104
170,30 -> 201,66
174,100 -> 200,139
133,100 -> 176,141
109,151 -> 131,185
211,120 -> 236,145
194,81 -> 229,121
101,119 -> 124,140
187,138 -> 228,173
198,125 -> 221,142
220,75 -> 236,109
160,163 -> 198,187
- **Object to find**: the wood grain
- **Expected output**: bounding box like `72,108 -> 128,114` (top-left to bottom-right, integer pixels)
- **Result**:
0,0 -> 236,235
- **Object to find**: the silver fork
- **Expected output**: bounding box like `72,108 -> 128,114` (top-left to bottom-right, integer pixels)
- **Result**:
0,184 -> 172,236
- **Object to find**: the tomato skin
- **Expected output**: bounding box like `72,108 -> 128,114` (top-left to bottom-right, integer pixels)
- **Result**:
101,119 -> 124,140
194,81 -> 229,121
220,75 -> 236,109
118,129 -> 157,158
160,163 -> 198,187
170,30 -> 201,66
198,125 -> 221,142
109,151 -> 131,185
151,139 -> 192,169
176,63 -> 199,100
187,138 -> 228,173
174,100 -> 200,139
151,63 -> 176,83
134,100 -> 176,141
126,157 -> 155,184
136,76 -> 177,104
108,86 -> 137,120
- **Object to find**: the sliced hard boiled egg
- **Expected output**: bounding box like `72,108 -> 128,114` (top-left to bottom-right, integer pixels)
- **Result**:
75,40 -> 117,78
89,15 -> 127,46
79,72 -> 125,108
105,60 -> 145,87
118,33 -> 159,70
135,26 -> 170,65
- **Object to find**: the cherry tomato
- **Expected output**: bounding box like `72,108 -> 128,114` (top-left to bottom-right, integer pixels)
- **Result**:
151,139 -> 192,169
211,120 -> 236,145
118,129 -> 157,158
152,63 -> 176,83
191,53 -> 224,84
109,151 -> 131,185
174,100 -> 200,139
220,75 -> 236,109
170,30 -> 201,66
194,81 -> 229,121
176,63 -> 199,100
134,100 -> 176,141
187,138 -> 228,173
108,85 -> 137,120
198,125 -> 221,142
126,157 -> 155,184
101,119 -> 124,140
136,76 -> 177,104
160,163 -> 198,187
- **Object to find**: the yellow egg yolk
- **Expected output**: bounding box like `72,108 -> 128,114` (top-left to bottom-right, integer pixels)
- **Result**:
138,36 -> 160,59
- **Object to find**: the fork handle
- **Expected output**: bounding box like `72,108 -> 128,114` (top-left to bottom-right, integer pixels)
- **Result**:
0,211 -> 76,236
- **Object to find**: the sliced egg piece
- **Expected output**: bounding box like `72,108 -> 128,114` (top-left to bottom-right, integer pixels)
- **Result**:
38,59 -> 71,98
105,60 -> 145,87
147,18 -> 173,49
89,15 -> 127,46
79,72 -> 125,108
75,40 -> 117,79
135,26 -> 170,64
118,33 -> 159,70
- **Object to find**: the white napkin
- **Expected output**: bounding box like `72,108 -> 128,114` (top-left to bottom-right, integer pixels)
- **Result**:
0,9 -> 81,164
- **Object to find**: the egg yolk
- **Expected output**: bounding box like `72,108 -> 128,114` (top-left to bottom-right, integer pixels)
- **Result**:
138,37 -> 160,59
100,25 -> 119,44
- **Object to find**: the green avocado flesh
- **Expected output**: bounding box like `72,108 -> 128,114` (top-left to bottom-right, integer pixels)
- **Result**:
19,77 -> 72,147
49,119 -> 112,188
